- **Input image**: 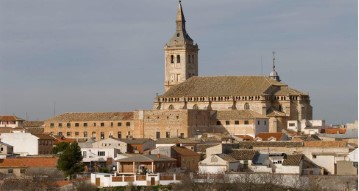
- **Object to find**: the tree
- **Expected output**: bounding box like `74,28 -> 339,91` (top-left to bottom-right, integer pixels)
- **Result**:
57,142 -> 84,178
52,142 -> 70,154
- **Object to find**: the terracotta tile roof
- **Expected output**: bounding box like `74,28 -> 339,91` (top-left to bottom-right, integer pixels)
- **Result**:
217,154 -> 237,162
229,149 -> 258,160
46,112 -> 134,122
25,127 -> 44,134
156,138 -> 201,144
118,138 -> 154,144
0,157 -> 58,168
0,127 -> 13,134
303,141 -> 347,147
53,136 -> 76,145
116,154 -> 176,162
171,146 -> 200,156
213,110 -> 267,120
282,154 -> 303,166
233,135 -> 254,141
23,121 -> 44,127
225,141 -> 304,149
33,134 -> 54,140
256,133 -> 285,141
0,116 -> 25,121
196,143 -> 221,152
321,128 -> 346,134
159,76 -> 306,98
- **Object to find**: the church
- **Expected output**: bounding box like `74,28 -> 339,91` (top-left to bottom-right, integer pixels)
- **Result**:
153,1 -> 312,134
44,2 -> 313,140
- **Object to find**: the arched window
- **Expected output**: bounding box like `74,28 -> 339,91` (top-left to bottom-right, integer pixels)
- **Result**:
169,105 -> 174,110
170,55 -> 174,63
177,55 -> 180,63
193,104 -> 198,110
244,103 -> 250,110
278,105 -> 282,112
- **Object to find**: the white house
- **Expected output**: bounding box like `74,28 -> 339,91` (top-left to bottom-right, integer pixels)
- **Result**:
0,132 -> 39,155
0,116 -> 25,128
287,119 -> 325,134
92,138 -> 128,153
198,154 -> 239,174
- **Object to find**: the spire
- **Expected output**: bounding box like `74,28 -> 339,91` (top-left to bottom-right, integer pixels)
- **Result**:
176,1 -> 186,32
269,51 -> 281,82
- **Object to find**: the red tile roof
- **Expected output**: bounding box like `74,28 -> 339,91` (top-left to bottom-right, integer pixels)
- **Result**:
171,146 -> 200,156
0,116 -> 25,121
321,128 -> 346,134
256,133 -> 285,141
0,157 -> 58,168
234,135 -> 254,141
304,141 -> 347,147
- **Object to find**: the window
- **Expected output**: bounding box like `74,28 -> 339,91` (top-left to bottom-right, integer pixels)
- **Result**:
169,105 -> 174,110
92,132 -> 96,138
118,132 -> 122,139
58,132 -> 63,136
180,133 -> 184,138
84,131 -> 88,137
244,103 -> 250,110
75,123 -> 79,127
50,123 -> 54,128
244,120 -> 249,125
235,121 -> 239,125
98,151 -> 105,156
126,122 -> 130,127
111,122 -> 113,127
264,121 -> 267,125
67,132 -> 71,136
226,121 -> 230,125
193,104 -> 198,110
289,123 -> 296,127
188,55 -> 191,63
313,155 -> 317,159
257,120 -> 260,125
278,105 -> 282,112
58,123 -> 62,128
1,147 -> 3,152
84,123 -> 88,127
171,55 -> 174,63
94,123 -> 96,127
166,132 -> 170,138
83,151 -> 87,158
67,123 -> 71,128
20,169 -> 26,174
101,122 -> 105,127
75,132 -> 79,136
100,132 -> 104,140
118,122 -> 122,127
8,169 -> 13,174
216,121 -> 221,125
156,132 -> 161,139
177,55 -> 180,63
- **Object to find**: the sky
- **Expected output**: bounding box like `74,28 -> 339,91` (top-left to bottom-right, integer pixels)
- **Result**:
0,0 -> 357,125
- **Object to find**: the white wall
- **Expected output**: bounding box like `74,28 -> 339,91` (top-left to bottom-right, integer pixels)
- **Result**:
0,132 -> 38,155
349,148 -> 358,162
92,138 -> 127,153
81,147 -> 120,165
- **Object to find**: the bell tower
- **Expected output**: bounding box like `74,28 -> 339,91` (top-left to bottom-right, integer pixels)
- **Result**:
164,1 -> 199,92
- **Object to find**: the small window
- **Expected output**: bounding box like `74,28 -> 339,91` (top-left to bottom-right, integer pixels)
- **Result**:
58,132 -> 63,136
67,123 -> 71,128
126,122 -> 130,127
257,120 -> 260,125
75,132 -> 79,136
8,169 -> 13,174
244,103 -> 250,110
84,123 -> 88,127
118,132 -> 122,139
235,121 -> 239,125
171,55 -> 174,63
50,123 -> 54,128
1,147 -> 3,152
58,123 -> 62,128
216,121 -> 221,125
94,123 -> 96,127
193,104 -> 198,110
118,122 -> 122,127
244,120 -> 249,125
111,122 -> 113,127
169,105 -> 174,110
84,131 -> 88,137
67,132 -> 71,136
226,121 -> 230,125
100,132 -> 104,139
20,169 -> 26,174
101,123 -> 105,127
264,121 -> 267,125
166,132 -> 170,138
177,55 -> 180,63
289,123 -> 295,127
313,155 -> 317,159
98,151 -> 105,156
156,132 -> 161,139
180,133 -> 184,138
75,123 -> 79,127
